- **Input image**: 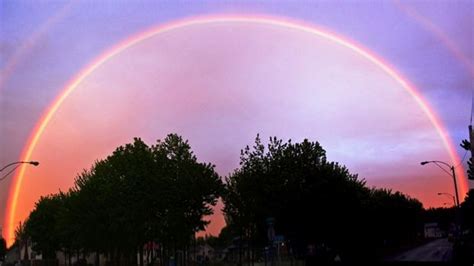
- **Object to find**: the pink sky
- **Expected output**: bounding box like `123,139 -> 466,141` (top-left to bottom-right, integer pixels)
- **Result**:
5,21 -> 464,243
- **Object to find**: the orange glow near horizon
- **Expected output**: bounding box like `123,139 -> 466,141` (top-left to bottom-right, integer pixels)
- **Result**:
4,15 -> 468,246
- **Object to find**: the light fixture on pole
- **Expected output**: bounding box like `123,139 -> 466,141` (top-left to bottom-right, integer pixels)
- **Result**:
420,160 -> 460,207
0,161 -> 39,182
437,192 -> 456,207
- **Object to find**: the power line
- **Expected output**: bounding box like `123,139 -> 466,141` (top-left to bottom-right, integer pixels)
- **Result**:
0,164 -> 21,181
455,150 -> 468,169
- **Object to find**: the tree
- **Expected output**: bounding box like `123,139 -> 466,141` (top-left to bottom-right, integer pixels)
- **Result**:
24,134 -> 223,266
461,189 -> 474,231
0,237 -> 6,261
224,136 -> 365,260
453,189 -> 474,262
365,189 -> 423,252
152,134 -> 223,261
208,225 -> 234,249
15,219 -> 30,261
223,135 -> 423,262
461,139 -> 474,180
25,194 -> 63,259
423,207 -> 456,233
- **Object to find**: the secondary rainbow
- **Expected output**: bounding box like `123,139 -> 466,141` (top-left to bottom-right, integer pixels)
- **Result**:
4,15 -> 468,246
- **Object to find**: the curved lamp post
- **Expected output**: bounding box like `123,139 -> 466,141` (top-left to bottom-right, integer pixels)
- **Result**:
422,161 -> 463,238
438,192 -> 456,207
421,160 -> 460,207
0,161 -> 39,182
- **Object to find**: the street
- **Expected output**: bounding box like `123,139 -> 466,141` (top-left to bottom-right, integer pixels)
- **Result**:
390,238 -> 453,262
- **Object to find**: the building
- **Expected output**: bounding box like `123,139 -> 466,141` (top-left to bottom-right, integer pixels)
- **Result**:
424,222 -> 444,238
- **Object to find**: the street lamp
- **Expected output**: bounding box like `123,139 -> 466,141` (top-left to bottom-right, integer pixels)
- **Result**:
438,192 -> 456,207
421,161 -> 460,207
0,161 -> 39,182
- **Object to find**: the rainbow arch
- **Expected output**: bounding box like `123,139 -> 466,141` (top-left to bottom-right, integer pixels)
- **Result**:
4,15 -> 468,246
393,0 -> 474,78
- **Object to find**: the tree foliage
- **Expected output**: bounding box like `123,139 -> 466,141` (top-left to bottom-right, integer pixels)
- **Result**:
0,237 -> 6,261
461,189 -> 474,231
21,134 -> 428,264
24,134 -> 223,265
461,139 -> 474,180
223,135 -> 423,262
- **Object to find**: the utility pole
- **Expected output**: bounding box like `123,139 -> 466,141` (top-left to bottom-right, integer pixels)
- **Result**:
451,166 -> 461,207
469,125 -> 474,162
467,125 -> 474,181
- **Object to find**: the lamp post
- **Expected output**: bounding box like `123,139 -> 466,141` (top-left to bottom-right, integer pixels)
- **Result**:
0,161 -> 39,182
421,161 -> 460,207
438,192 -> 456,207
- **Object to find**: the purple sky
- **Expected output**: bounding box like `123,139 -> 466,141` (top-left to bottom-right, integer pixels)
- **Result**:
0,0 -> 473,239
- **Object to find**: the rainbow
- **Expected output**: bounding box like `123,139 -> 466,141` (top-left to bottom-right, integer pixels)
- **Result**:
393,0 -> 474,77
4,15 -> 468,246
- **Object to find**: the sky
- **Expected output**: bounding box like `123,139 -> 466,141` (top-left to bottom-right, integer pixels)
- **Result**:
0,0 -> 473,243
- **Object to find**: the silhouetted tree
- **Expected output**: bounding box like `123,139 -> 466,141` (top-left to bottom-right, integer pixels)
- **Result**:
0,237 -> 6,262
15,219 -> 30,261
461,139 -> 474,180
423,207 -> 455,232
24,134 -> 223,266
25,194 -> 63,260
223,135 -> 423,262
364,188 -> 423,256
152,134 -> 223,263
461,189 -> 474,231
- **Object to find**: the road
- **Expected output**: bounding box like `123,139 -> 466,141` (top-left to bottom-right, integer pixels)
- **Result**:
390,238 -> 453,262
